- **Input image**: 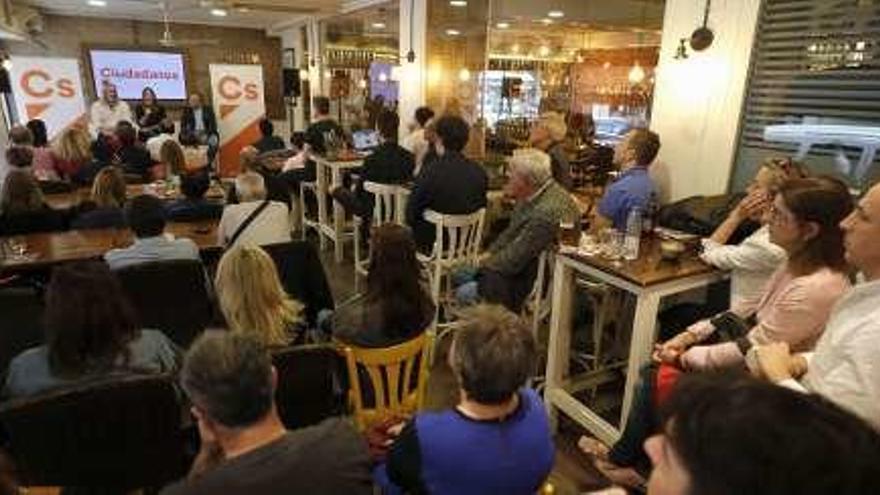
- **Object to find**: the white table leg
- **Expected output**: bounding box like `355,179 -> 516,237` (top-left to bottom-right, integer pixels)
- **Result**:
316,162 -> 328,251
332,167 -> 344,263
545,257 -> 573,433
620,290 -> 660,426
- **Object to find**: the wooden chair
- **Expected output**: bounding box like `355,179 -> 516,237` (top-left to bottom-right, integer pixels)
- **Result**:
0,374 -> 188,491
524,249 -> 556,340
352,182 -> 408,290
341,332 -> 432,431
417,208 -> 485,363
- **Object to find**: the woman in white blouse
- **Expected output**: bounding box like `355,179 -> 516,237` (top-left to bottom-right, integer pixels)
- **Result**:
700,158 -> 807,309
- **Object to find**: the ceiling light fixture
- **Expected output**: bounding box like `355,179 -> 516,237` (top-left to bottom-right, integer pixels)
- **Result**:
539,45 -> 551,56
210,8 -> 228,17
628,61 -> 646,84
450,0 -> 468,6
87,0 -> 107,6
372,21 -> 386,29
540,18 -> 553,25
458,68 -> 471,81
445,28 -> 461,36
496,22 -> 509,29
548,10 -> 564,18
511,43 -> 520,54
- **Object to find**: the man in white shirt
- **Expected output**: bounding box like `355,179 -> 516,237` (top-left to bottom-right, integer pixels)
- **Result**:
90,82 -> 133,137
218,172 -> 290,248
752,181 -> 880,430
401,106 -> 435,173
105,194 -> 201,270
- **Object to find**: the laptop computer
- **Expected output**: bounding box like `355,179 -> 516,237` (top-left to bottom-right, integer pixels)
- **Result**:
352,129 -> 380,153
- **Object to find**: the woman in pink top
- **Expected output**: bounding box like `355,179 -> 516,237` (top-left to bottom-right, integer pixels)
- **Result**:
580,176 -> 854,489
668,176 -> 853,369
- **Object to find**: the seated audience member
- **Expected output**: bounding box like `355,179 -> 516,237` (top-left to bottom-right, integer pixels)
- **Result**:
580,176 -> 854,487
528,112 -> 572,190
160,332 -> 373,495
642,372 -> 880,495
104,194 -> 200,270
0,160 -> 65,235
218,172 -> 290,248
330,224 -> 434,347
227,146 -> 291,210
252,118 -> 286,154
90,82 -> 132,137
457,149 -> 579,312
4,144 -> 32,172
406,115 -> 488,252
178,132 -> 210,174
52,126 -> 94,183
166,173 -> 223,222
751,180 -> 880,430
26,119 -> 57,181
116,122 -> 154,180
135,87 -> 167,141
594,129 -> 661,231
146,119 -> 177,162
660,158 -> 804,335
2,261 -> 180,399
7,124 -> 32,147
215,245 -> 304,347
332,110 -> 415,222
402,106 -> 435,172
71,166 -> 127,229
380,305 -> 554,494
158,140 -> 189,179
180,92 -> 219,166
280,96 -> 346,192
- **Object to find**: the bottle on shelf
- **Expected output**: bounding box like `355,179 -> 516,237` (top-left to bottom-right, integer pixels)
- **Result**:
642,192 -> 659,236
624,207 -> 643,261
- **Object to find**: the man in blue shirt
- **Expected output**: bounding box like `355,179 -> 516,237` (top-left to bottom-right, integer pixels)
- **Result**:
596,129 -> 661,230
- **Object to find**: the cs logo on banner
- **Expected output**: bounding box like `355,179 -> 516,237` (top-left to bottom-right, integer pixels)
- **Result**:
216,75 -> 260,119
9,56 -> 86,140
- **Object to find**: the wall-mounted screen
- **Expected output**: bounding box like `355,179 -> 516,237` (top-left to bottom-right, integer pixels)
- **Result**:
88,49 -> 187,101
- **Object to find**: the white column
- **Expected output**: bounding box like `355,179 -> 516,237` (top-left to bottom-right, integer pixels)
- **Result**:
307,17 -> 325,121
397,0 -> 427,141
649,0 -> 762,202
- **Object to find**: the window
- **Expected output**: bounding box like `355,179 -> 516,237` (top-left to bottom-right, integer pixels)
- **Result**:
731,0 -> 880,191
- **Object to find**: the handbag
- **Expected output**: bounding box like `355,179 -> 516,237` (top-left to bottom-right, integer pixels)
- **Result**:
224,200 -> 271,249
709,310 -> 756,355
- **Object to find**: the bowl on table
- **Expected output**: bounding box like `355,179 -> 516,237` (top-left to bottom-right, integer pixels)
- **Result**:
659,239 -> 687,261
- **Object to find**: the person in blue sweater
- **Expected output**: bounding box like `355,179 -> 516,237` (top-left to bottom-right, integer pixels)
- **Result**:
595,128 -> 661,230
379,304 -> 554,495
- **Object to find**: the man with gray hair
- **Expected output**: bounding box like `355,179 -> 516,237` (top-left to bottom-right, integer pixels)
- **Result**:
458,148 -> 579,311
218,170 -> 291,248
160,332 -> 372,495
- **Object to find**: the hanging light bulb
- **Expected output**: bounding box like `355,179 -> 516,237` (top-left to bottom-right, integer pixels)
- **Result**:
358,78 -> 368,89
458,68 -> 471,81
628,62 -> 645,84
511,43 -> 520,54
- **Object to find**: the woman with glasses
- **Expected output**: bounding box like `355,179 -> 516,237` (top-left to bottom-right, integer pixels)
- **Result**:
581,175 -> 855,489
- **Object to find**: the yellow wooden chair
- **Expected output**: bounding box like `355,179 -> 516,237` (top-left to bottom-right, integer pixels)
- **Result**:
342,332 -> 433,431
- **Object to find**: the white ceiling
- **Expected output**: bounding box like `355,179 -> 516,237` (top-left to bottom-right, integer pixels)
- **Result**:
20,0 -> 343,30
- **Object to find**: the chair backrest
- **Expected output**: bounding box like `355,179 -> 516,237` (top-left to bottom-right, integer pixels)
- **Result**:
363,181 -> 407,226
262,241 -> 334,327
0,374 -> 187,489
342,332 -> 432,431
423,208 -> 486,270
272,344 -> 348,430
114,259 -> 211,348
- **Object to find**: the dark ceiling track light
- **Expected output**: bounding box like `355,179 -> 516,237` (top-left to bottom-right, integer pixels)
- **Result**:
406,0 -> 416,63
690,0 -> 714,51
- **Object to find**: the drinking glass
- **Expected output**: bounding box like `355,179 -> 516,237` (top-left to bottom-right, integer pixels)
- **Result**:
600,228 -> 623,260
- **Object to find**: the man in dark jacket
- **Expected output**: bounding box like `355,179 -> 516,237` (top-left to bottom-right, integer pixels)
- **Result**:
180,92 -> 219,167
406,115 -> 488,252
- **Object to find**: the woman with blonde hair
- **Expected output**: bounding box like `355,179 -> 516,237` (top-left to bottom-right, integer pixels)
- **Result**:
51,126 -> 93,182
72,167 -> 127,229
158,140 -> 187,179
215,245 -> 304,347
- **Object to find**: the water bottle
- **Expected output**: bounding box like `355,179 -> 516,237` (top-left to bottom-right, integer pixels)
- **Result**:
624,207 -> 643,260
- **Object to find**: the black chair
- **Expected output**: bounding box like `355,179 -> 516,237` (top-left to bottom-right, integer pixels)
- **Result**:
272,345 -> 348,430
262,242 -> 334,327
114,259 -> 212,348
0,374 -> 189,491
37,180 -> 74,195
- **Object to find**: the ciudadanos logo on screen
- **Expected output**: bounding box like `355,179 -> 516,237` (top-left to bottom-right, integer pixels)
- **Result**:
89,49 -> 187,100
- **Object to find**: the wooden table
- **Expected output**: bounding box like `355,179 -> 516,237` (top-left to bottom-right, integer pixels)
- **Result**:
44,183 -> 227,210
0,220 -> 221,273
313,156 -> 363,263
543,238 -> 725,445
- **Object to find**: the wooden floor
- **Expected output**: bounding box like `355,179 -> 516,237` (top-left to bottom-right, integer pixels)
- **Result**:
317,235 -> 612,495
